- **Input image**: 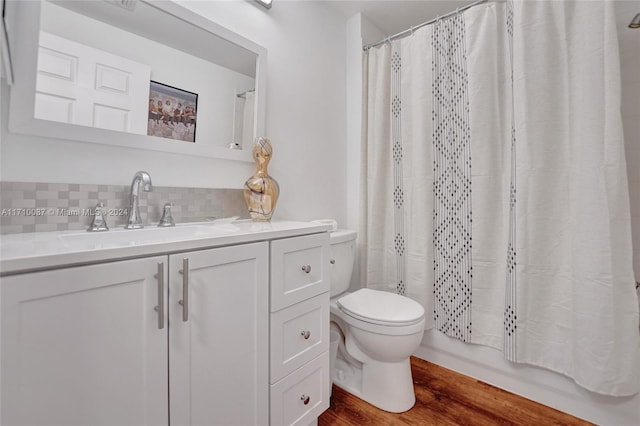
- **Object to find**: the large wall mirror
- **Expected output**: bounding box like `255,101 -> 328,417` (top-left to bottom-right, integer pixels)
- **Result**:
5,0 -> 266,162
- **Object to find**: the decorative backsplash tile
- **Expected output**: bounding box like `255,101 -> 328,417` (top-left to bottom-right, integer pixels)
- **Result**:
0,182 -> 249,234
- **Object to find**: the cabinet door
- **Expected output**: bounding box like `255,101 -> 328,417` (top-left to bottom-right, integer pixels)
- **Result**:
169,242 -> 269,426
1,257 -> 168,426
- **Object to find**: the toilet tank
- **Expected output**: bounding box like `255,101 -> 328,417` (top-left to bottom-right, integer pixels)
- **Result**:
329,229 -> 357,298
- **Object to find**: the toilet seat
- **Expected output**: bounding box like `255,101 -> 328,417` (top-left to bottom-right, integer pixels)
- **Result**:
337,288 -> 424,327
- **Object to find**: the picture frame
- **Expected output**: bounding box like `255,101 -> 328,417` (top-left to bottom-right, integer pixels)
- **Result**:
147,80 -> 198,143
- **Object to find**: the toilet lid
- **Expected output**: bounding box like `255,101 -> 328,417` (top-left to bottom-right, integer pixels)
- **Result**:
337,288 -> 424,325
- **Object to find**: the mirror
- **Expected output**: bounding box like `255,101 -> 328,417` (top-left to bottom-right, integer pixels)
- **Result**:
6,0 -> 266,161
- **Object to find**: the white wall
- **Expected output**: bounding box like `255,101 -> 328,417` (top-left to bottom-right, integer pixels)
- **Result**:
346,6 -> 640,426
0,0 -> 347,224
176,0 -> 347,224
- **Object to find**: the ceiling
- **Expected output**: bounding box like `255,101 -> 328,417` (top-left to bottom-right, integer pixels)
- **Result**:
322,0 -> 640,46
322,0 -> 475,42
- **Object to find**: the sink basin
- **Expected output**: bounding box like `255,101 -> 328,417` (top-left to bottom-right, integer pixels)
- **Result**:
58,223 -> 238,250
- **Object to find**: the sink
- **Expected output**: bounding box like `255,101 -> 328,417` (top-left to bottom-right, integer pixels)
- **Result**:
58,223 -> 238,250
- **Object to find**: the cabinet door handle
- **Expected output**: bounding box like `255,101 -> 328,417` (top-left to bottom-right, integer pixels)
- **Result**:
178,258 -> 189,322
301,395 -> 310,405
301,265 -> 311,274
154,262 -> 165,330
301,330 -> 311,340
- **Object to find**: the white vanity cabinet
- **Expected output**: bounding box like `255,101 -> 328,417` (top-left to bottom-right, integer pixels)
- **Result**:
0,223 -> 331,426
269,233 -> 331,426
1,244 -> 269,426
1,256 -> 170,426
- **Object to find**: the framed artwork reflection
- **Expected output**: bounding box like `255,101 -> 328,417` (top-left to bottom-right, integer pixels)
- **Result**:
147,81 -> 198,143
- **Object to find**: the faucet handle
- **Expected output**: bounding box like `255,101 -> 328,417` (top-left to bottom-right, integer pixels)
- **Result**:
158,202 -> 175,227
88,202 -> 109,232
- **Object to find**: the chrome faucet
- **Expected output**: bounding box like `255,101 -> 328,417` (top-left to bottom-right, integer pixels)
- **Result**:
125,171 -> 152,229
158,202 -> 175,227
88,202 -> 109,232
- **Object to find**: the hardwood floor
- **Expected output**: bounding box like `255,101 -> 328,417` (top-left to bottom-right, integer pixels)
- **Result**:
318,357 -> 593,426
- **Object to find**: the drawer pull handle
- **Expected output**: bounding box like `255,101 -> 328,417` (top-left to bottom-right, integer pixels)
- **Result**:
178,258 -> 189,322
330,259 -> 336,264
301,265 -> 311,274
301,330 -> 311,340
154,262 -> 165,330
301,395 -> 310,405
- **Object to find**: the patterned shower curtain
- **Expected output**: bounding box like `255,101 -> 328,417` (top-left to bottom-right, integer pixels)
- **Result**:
361,0 -> 640,396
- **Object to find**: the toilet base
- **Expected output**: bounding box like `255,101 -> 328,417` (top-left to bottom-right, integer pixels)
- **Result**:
332,351 -> 416,413
333,356 -> 362,396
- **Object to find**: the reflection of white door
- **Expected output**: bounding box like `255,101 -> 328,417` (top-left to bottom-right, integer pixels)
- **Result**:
35,31 -> 150,134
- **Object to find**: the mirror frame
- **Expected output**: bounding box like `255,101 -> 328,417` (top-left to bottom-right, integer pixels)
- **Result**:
6,0 -> 266,162
1,0 -> 14,85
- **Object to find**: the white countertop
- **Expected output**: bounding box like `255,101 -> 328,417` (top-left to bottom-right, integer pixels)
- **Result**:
0,220 -> 332,275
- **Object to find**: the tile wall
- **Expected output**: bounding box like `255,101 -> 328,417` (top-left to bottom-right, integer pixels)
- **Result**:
0,182 -> 249,234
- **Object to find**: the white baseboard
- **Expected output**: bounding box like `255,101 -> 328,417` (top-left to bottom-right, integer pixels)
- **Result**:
414,330 -> 640,426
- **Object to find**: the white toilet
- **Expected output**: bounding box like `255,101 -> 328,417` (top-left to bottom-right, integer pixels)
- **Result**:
329,229 -> 425,413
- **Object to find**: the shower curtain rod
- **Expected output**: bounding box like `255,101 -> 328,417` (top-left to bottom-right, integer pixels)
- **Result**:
236,88 -> 255,98
363,0 -> 489,51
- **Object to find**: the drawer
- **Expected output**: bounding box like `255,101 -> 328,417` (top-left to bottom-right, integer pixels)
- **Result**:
271,233 -> 329,311
270,352 -> 330,426
271,293 -> 330,382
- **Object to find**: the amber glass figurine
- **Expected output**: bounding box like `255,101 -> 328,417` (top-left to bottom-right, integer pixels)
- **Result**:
243,137 -> 280,221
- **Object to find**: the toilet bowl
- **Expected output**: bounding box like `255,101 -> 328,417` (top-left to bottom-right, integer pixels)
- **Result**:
328,230 -> 425,413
